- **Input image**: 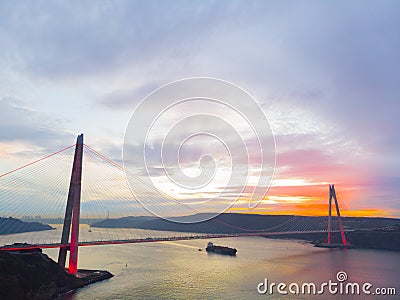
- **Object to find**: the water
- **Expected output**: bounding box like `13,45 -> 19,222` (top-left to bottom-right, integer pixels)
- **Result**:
2,228 -> 400,299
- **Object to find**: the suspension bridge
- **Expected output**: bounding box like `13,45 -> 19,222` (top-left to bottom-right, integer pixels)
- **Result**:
0,134 -> 349,275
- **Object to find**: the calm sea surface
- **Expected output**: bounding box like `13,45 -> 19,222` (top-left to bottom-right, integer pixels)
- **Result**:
1,225 -> 399,299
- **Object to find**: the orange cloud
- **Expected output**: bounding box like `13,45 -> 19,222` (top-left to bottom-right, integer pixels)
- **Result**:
229,205 -> 392,217
229,182 -> 398,217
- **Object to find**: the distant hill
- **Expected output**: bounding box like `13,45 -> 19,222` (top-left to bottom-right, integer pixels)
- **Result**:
91,213 -> 400,234
91,213 -> 400,251
0,217 -> 53,235
91,214 -> 299,233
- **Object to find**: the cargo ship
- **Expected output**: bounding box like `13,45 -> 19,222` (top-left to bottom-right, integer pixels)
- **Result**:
206,242 -> 237,256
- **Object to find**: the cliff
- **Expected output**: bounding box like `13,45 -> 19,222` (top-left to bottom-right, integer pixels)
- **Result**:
0,248 -> 112,299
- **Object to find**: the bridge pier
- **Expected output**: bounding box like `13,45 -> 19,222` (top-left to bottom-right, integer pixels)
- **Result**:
57,134 -> 84,275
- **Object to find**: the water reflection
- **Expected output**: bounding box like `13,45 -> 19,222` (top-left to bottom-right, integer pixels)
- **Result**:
2,230 -> 399,299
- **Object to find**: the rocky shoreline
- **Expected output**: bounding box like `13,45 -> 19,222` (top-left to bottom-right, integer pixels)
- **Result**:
0,248 -> 112,300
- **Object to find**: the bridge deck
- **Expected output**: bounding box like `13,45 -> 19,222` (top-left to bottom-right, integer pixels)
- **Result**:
0,229 -> 351,251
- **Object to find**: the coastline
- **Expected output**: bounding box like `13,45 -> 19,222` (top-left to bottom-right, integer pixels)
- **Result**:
90,213 -> 400,252
264,230 -> 400,251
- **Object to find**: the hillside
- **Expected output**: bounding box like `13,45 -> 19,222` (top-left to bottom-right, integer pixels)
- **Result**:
91,213 -> 400,234
0,249 -> 83,299
0,247 -> 113,299
91,213 -> 400,251
0,217 -> 53,235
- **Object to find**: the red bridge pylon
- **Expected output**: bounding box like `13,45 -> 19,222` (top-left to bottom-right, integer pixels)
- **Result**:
327,184 -> 347,245
57,134 -> 84,275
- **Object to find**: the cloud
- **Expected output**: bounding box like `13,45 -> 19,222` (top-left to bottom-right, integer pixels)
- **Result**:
0,98 -> 74,153
0,1 -> 399,217
98,82 -> 161,110
0,1 -> 226,79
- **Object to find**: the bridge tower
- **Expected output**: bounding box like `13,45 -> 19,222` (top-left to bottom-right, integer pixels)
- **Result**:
327,184 -> 347,245
58,134 -> 84,274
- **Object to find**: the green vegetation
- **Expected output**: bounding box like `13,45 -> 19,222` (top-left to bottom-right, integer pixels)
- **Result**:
0,217 -> 53,235
0,250 -> 82,299
0,249 -> 113,300
91,213 -> 400,251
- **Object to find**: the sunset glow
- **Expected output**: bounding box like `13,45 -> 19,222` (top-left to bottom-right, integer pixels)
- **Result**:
0,1 -> 399,219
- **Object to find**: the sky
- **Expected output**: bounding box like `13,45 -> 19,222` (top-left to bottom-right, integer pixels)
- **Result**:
0,0 -> 399,218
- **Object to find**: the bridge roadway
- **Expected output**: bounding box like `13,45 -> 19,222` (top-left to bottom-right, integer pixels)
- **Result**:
0,229 -> 352,251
